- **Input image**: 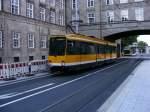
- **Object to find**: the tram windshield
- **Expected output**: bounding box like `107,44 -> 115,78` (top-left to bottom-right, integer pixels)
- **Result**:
49,37 -> 66,56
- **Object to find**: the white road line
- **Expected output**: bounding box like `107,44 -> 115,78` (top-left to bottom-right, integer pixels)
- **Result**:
0,60 -> 128,108
0,83 -> 54,99
0,93 -> 18,99
96,61 -> 141,112
0,73 -> 50,87
97,60 -> 142,112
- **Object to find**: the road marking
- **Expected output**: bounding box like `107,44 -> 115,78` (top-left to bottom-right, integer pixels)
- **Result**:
0,60 -> 128,108
96,60 -> 141,112
97,60 -> 142,112
0,83 -> 54,99
0,73 -> 50,87
0,93 -> 18,99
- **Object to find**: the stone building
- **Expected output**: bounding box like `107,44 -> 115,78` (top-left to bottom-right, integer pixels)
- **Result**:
65,0 -> 148,37
0,0 -> 149,63
0,0 -> 66,63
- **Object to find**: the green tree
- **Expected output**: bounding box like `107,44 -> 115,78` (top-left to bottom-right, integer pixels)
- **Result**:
122,35 -> 138,47
138,41 -> 148,53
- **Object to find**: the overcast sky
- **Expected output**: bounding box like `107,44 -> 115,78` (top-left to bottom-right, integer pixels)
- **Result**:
137,35 -> 150,46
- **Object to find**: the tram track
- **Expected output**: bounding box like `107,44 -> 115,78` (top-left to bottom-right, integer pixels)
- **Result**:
39,59 -> 142,112
76,59 -> 142,112
0,59 -> 142,112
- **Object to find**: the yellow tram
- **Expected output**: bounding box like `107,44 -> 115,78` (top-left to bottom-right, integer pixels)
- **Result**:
48,34 -> 117,72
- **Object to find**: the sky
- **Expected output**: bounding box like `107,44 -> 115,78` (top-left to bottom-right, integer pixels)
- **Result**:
137,35 -> 150,46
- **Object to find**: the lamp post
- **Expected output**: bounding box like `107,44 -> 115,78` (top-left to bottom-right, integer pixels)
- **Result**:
99,0 -> 102,38
75,0 -> 79,33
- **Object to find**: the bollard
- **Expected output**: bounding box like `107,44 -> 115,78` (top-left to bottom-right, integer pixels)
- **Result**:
0,64 -> 3,80
27,62 -> 33,76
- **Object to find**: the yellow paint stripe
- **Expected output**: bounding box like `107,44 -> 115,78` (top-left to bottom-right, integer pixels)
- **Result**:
48,53 -> 117,63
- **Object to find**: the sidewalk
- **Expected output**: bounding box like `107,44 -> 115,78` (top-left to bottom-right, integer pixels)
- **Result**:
98,60 -> 150,112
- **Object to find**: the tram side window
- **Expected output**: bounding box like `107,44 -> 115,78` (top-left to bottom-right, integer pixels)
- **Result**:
103,45 -> 106,53
88,44 -> 95,54
80,42 -> 88,54
97,45 -> 99,54
80,42 -> 96,54
100,45 -> 105,54
111,46 -> 114,53
98,44 -> 105,54
105,45 -> 110,53
109,46 -> 112,53
104,45 -> 107,53
67,41 -> 80,55
96,45 -> 99,54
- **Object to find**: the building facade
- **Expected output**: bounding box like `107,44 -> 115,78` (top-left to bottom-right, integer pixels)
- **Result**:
0,0 -> 149,63
0,0 -> 66,63
66,0 -> 149,37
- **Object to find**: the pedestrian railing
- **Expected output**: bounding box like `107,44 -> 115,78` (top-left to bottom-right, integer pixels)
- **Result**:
0,60 -> 48,80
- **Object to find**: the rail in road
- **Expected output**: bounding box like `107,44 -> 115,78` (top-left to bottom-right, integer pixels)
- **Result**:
0,59 -> 142,112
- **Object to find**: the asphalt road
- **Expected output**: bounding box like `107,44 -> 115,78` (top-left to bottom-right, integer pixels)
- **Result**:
0,59 -> 142,112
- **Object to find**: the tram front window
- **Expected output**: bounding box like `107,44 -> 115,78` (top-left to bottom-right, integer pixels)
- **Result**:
49,37 -> 66,56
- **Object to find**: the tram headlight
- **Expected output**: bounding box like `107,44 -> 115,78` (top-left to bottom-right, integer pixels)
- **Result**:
48,60 -> 52,66
61,61 -> 65,66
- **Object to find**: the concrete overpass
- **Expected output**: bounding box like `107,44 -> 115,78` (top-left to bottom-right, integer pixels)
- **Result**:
79,20 -> 150,40
76,20 -> 150,57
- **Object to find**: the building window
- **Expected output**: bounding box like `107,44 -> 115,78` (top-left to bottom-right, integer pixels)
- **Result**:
41,36 -> 47,48
87,13 -> 95,23
13,32 -> 20,48
135,0 -> 143,2
121,9 -> 128,21
42,56 -> 45,60
27,3 -> 34,18
28,34 -> 34,48
106,11 -> 114,22
40,7 -> 46,21
11,0 -> 20,15
87,0 -> 94,7
48,0 -> 55,7
120,0 -> 128,3
40,0 -> 46,4
135,8 -> 144,21
14,57 -> 19,62
0,31 -> 2,48
58,14 -> 64,26
106,0 -> 113,5
50,11 -> 55,24
72,0 -> 78,9
60,0 -> 64,9
0,0 -> 2,11
72,0 -> 76,9
29,56 -> 34,61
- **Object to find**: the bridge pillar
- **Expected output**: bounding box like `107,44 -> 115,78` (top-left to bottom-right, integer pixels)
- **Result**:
116,39 -> 122,58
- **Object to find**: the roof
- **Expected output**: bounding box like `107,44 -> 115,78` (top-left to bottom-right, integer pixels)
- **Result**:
50,34 -> 116,46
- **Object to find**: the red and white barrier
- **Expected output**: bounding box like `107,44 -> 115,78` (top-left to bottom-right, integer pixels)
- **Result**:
0,60 -> 48,80
3,64 -> 9,79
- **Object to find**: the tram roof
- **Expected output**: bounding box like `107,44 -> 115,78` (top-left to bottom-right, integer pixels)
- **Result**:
50,34 -> 116,46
